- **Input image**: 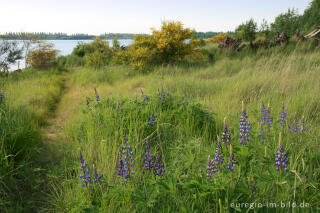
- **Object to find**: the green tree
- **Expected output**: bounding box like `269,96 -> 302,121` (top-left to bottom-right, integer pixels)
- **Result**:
271,8 -> 300,36
236,18 -> 257,42
299,0 -> 320,32
112,37 -> 120,51
0,40 -> 24,73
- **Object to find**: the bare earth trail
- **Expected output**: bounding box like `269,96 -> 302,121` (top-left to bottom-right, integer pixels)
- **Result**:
34,73 -> 76,211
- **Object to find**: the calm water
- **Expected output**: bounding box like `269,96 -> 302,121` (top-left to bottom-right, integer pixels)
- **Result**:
9,39 -> 133,70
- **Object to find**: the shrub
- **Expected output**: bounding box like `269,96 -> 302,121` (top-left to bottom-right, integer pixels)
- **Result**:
236,19 -> 257,42
206,33 -> 232,43
114,21 -> 204,70
112,37 -> 120,51
26,41 -> 58,69
271,8 -> 300,36
71,37 -> 113,68
189,38 -> 206,48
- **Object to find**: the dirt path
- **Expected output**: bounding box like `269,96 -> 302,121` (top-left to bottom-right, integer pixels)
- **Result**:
34,74 -> 73,210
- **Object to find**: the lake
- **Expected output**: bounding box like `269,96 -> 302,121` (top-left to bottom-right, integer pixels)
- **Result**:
8,39 -> 134,71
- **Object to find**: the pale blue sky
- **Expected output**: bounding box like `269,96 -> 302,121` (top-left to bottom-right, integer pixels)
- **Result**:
0,0 -> 311,34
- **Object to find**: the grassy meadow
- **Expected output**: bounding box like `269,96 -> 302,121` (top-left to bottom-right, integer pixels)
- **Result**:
1,40 -> 320,212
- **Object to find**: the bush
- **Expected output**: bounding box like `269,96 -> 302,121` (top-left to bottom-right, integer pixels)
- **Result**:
114,21 -> 204,70
56,54 -> 85,68
271,8 -> 300,36
72,37 -> 113,68
26,41 -> 58,69
206,33 -> 232,43
236,19 -> 257,42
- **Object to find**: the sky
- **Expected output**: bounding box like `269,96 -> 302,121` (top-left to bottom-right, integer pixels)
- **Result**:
0,0 -> 311,35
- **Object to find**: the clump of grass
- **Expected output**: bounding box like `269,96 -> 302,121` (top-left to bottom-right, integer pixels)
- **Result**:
0,67 -> 66,211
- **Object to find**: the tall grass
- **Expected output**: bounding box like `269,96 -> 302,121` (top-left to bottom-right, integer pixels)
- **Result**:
49,42 -> 320,212
0,68 -> 65,212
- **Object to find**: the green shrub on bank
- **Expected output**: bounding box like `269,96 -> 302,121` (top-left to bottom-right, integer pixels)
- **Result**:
72,37 -> 113,69
114,21 -> 208,71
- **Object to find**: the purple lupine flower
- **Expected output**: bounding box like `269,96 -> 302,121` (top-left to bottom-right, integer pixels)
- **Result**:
206,155 -> 217,180
0,93 -> 4,104
226,145 -> 237,173
118,135 -> 134,180
140,88 -> 149,102
154,153 -> 165,177
158,87 -> 166,104
239,102 -> 251,145
300,116 -> 306,132
144,140 -> 154,171
221,118 -> 231,148
261,102 -> 272,128
280,103 -> 287,128
149,113 -> 155,127
274,133 -> 288,172
93,164 -> 101,183
259,123 -> 267,140
213,140 -> 224,171
289,114 -> 300,134
261,102 -> 267,126
78,148 -> 92,188
94,88 -> 100,102
266,104 -> 272,128
117,157 -> 125,177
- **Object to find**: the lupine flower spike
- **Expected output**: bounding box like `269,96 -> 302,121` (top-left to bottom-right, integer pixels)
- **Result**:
259,123 -> 267,140
206,138 -> 225,180
158,87 -> 166,104
214,139 -> 224,171
149,113 -> 155,127
206,155 -> 215,180
78,148 -> 92,188
221,117 -> 231,148
140,88 -> 149,102
274,133 -> 289,172
144,140 -> 154,171
300,116 -> 306,132
0,92 -> 4,104
118,135 -> 134,180
226,144 -> 237,173
280,103 -> 287,128
266,103 -> 272,128
93,164 -> 101,183
261,102 -> 272,127
289,113 -> 300,134
239,101 -> 251,145
261,102 -> 267,126
154,153 -> 165,177
94,88 -> 100,102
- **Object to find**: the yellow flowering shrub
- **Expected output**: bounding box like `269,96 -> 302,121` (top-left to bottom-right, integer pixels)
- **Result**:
206,33 -> 233,43
114,21 -> 203,70
26,42 -> 58,69
84,37 -> 113,68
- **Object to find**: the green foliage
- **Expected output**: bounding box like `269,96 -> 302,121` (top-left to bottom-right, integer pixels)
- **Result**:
71,37 -> 113,68
299,0 -> 320,32
271,8 -> 300,36
112,37 -> 120,51
114,21 -> 203,71
0,69 -> 64,211
26,41 -> 58,69
236,19 -> 257,42
56,54 -> 85,68
0,40 -> 24,72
